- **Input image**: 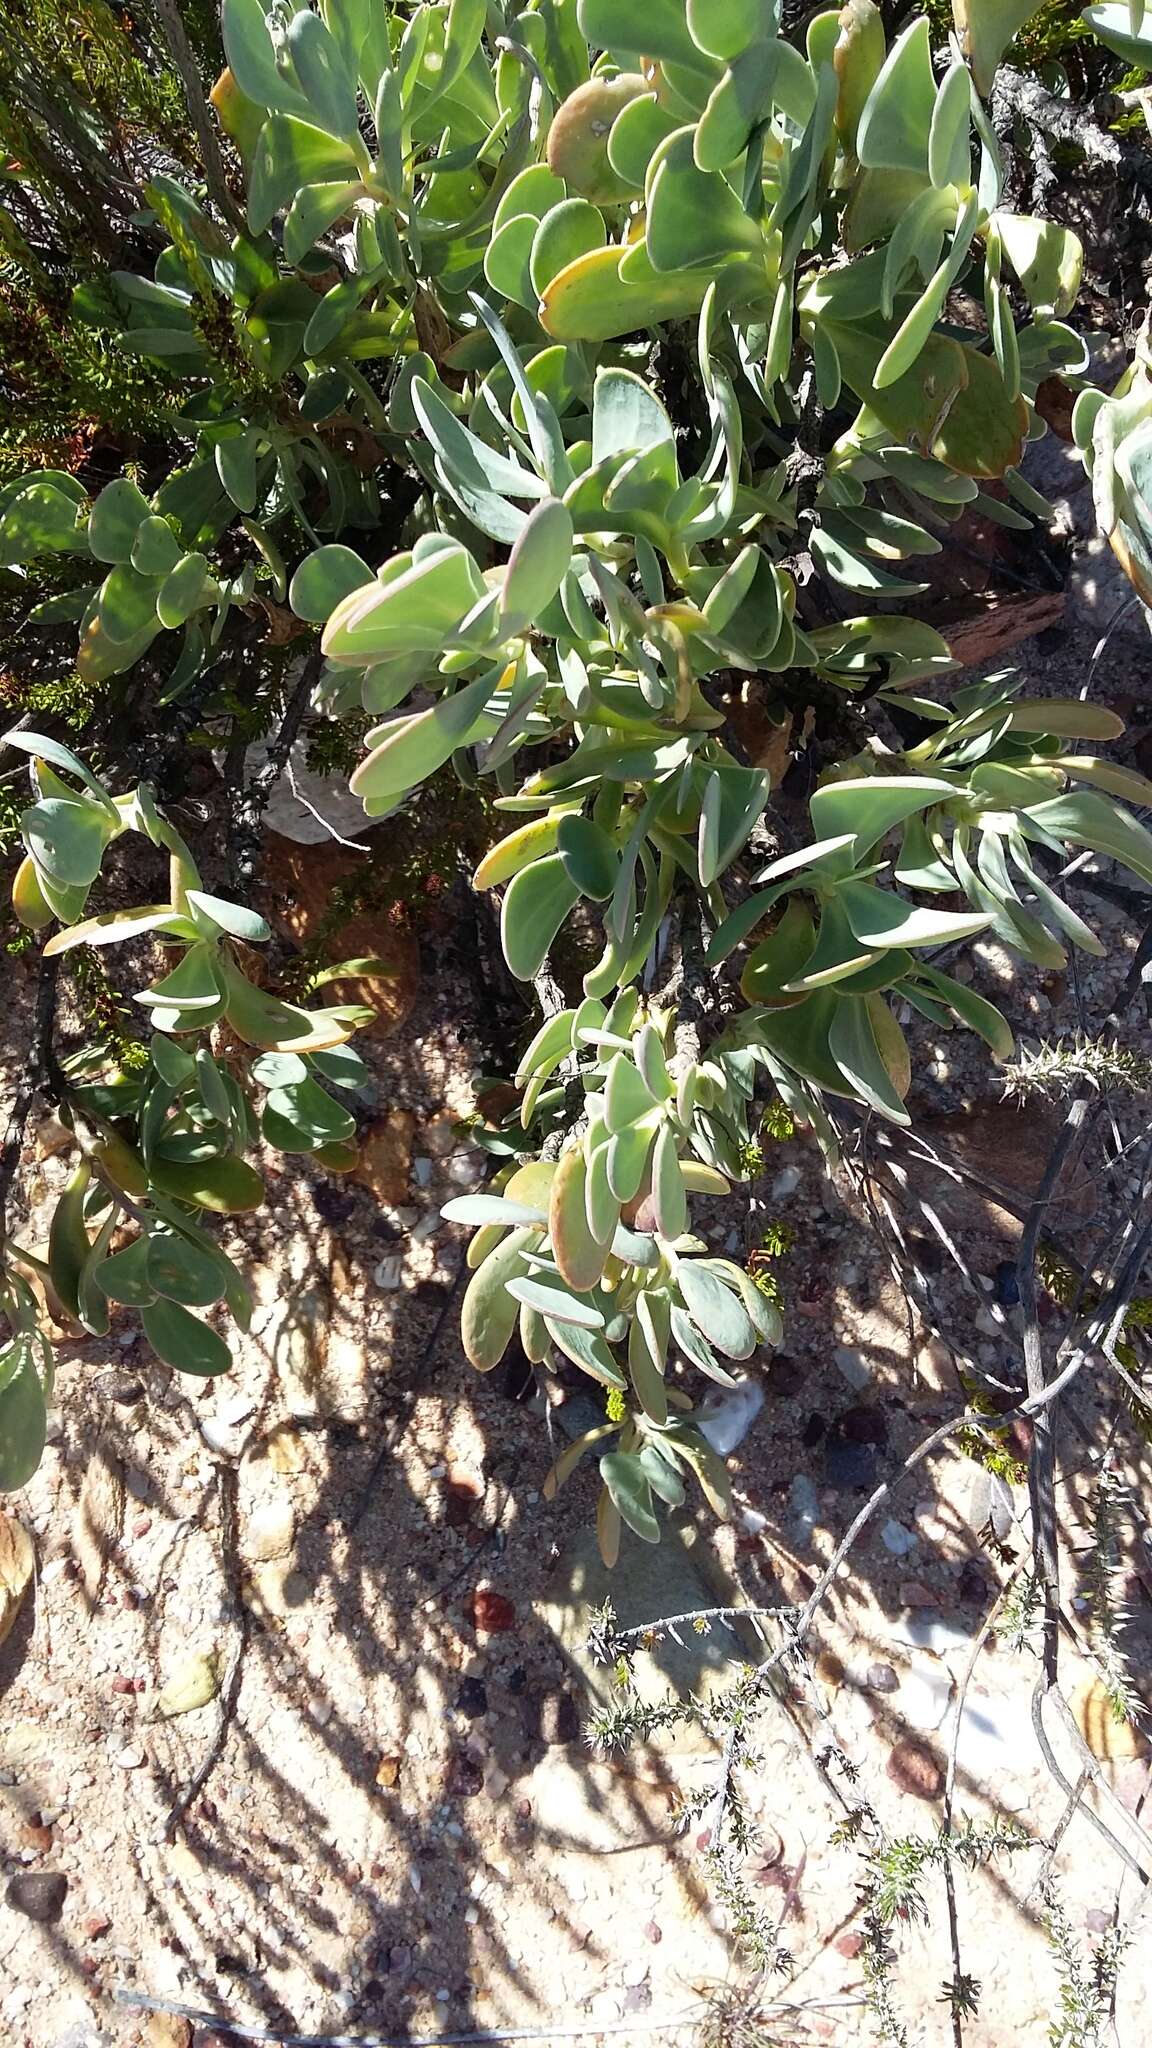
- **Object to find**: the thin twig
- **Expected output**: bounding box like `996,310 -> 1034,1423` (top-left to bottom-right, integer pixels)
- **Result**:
941,1567 -> 1021,2046
228,649 -> 324,891
1017,1095 -> 1092,1683
113,1986 -> 866,2044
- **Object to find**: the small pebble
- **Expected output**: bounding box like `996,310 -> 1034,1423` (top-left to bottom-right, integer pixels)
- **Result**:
833,1347 -> 870,1391
881,1518 -> 917,1557
455,1678 -> 489,1720
866,1662 -> 899,1694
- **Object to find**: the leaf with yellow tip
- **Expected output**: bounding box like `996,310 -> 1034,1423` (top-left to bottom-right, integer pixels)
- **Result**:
549,1147 -> 610,1290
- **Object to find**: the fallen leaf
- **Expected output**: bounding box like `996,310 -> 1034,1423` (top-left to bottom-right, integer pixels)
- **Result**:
154,1650 -> 224,1719
1069,1676 -> 1149,1762
0,1514 -> 34,1646
144,2014 -> 194,2048
265,1425 -> 308,1474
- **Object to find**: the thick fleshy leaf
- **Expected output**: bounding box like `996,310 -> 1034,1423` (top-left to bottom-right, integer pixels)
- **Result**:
157,552 -> 212,630
287,6 -> 361,137
132,515 -> 182,576
137,942 -> 223,1011
549,1148 -> 610,1289
650,1122 -> 687,1239
928,61 -> 971,188
603,1052 -> 658,1134
222,0 -> 309,114
218,953 -> 369,1051
1023,791 -> 1152,887
828,995 -> 911,1124
919,964 -> 1014,1057
607,1122 -> 656,1202
149,1154 -> 265,1213
1059,757 -> 1152,805
442,1195 -> 549,1227
598,1451 -> 660,1544
670,1304 -> 737,1387
556,815 -> 618,900
94,1235 -> 156,1307
498,497 -> 574,635
289,544 -> 372,623
23,798 -> 108,887
584,1134 -> 622,1244
530,198 -> 607,299
324,542 -> 487,663
629,1292 -> 670,1423
0,481 -> 87,563
538,241 -> 709,343
808,776 -> 958,861
147,1235 -> 230,1307
839,880 -> 990,948
676,1259 -> 756,1359
0,1344 -> 48,1491
262,1078 -> 356,1153
542,1423 -> 616,1500
857,18 -> 935,173
141,1297 -> 231,1376
88,477 -> 150,564
548,1317 -> 627,1388
646,130 -> 764,271
501,854 -> 581,980
956,0 -> 1048,93
12,856 -> 53,931
461,1225 -> 539,1370
506,1271 -> 605,1328
351,671 -> 496,808
185,890 -> 271,941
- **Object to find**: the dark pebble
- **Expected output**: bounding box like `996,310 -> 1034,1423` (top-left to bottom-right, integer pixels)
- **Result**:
108,1377 -> 145,1407
957,1559 -> 990,1604
841,1402 -> 888,1446
506,1665 -> 528,1695
866,1662 -> 899,1694
823,1433 -> 879,1491
6,1871 -> 68,1922
313,1185 -> 355,1224
446,1750 -> 484,1799
765,1354 -> 804,1397
908,1233 -> 944,1274
993,1259 -> 1021,1307
455,1677 -> 488,1719
800,1411 -> 826,1448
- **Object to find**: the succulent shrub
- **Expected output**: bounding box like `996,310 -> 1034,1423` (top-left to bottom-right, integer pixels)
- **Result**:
2,0 -> 1152,1537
